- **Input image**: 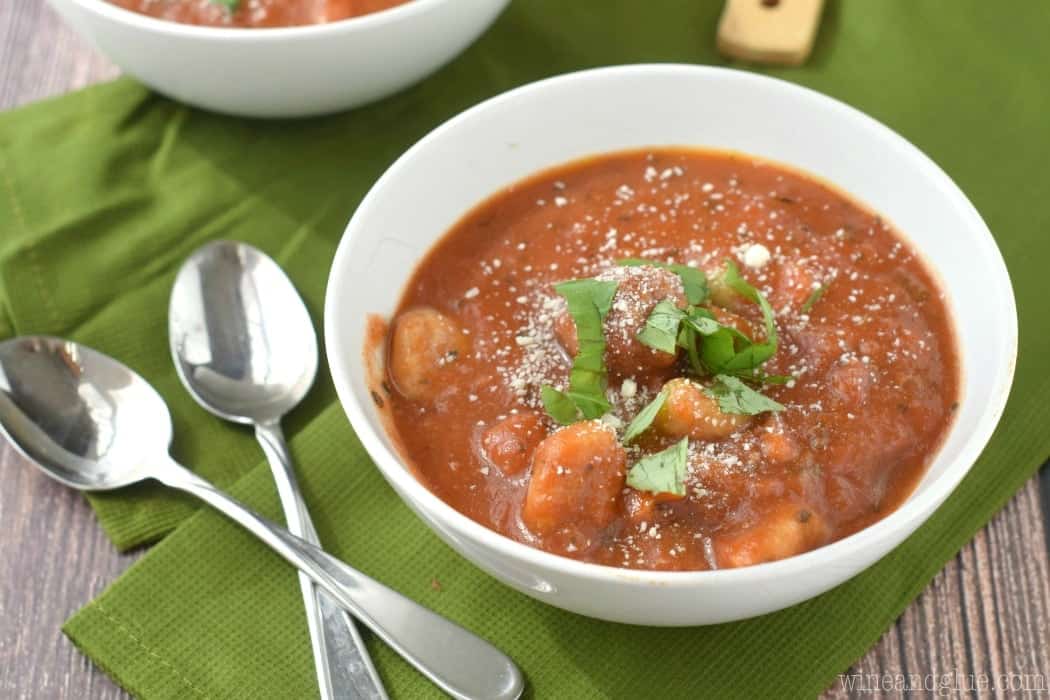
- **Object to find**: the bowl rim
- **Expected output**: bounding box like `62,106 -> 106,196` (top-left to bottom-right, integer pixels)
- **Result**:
325,63 -> 1018,588
61,0 -> 450,39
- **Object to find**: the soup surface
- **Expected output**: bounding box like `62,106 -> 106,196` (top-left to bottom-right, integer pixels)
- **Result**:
375,148 -> 959,571
110,0 -> 409,28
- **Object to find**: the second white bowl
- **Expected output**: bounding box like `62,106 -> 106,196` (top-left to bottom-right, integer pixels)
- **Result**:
46,0 -> 510,118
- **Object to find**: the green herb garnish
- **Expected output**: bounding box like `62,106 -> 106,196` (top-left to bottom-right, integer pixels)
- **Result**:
211,0 -> 239,10
541,278 -> 619,425
635,259 -> 781,383
705,375 -> 785,415
719,259 -> 778,363
681,305 -> 722,336
618,258 -> 709,305
621,390 -> 667,444
636,300 -> 686,355
693,260 -> 779,379
540,385 -> 579,425
626,438 -> 689,496
637,303 -> 726,358
675,307 -> 722,376
800,283 -> 828,314
750,372 -> 794,385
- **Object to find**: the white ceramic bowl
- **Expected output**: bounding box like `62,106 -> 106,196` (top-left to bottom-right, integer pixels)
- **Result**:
325,65 -> 1016,626
45,0 -> 509,118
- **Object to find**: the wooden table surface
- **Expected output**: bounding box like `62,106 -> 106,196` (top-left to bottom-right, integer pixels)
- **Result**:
1,3 -> 1048,698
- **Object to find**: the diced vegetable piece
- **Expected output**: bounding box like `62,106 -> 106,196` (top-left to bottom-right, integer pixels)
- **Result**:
478,412 -> 547,476
523,420 -> 627,536
714,503 -> 828,567
652,378 -> 750,441
388,307 -> 469,401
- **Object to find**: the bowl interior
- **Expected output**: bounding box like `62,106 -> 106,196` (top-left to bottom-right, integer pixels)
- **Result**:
69,0 -> 448,37
325,64 -> 1016,579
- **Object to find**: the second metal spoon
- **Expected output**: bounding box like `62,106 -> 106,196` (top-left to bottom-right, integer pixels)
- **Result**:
0,335 -> 524,700
169,240 -> 385,700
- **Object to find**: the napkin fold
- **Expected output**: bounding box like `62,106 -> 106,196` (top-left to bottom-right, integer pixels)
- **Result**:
1,1 -> 1048,697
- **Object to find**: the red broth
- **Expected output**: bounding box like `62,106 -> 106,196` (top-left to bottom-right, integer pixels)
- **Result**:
374,148 -> 960,571
109,0 -> 410,28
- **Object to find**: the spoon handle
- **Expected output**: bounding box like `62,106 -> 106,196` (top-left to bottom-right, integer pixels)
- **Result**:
255,420 -> 387,700
153,457 -> 524,700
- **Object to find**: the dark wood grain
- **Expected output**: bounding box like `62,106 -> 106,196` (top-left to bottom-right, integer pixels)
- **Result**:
822,478 -> 1050,698
0,5 -> 130,699
0,3 -> 1048,698
0,446 -> 138,700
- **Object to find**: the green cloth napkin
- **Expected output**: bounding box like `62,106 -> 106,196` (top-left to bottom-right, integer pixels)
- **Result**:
1,0 -> 1048,697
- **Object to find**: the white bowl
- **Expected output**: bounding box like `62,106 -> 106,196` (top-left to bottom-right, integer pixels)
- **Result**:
45,0 -> 509,118
325,65 -> 1016,625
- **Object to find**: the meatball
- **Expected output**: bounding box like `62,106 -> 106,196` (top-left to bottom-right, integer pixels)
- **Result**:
388,307 -> 470,401
652,378 -> 750,441
554,265 -> 686,376
523,420 -> 627,537
478,412 -> 547,476
713,502 -> 829,568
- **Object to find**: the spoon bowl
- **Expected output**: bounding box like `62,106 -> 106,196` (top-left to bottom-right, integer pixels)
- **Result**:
169,239 -> 386,700
169,240 -> 317,426
0,336 -> 170,491
0,334 -> 524,700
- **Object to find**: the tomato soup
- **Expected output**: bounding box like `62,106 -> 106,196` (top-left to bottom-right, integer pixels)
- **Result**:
109,0 -> 410,28
374,148 -> 959,571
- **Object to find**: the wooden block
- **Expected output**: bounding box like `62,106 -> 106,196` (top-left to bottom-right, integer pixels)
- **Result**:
717,0 -> 826,66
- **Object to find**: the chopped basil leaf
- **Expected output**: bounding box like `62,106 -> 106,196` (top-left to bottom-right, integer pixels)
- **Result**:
632,260 -> 782,386
541,278 -> 619,424
722,259 -> 778,353
621,390 -> 667,444
670,265 -> 709,305
636,300 -> 685,354
211,0 -> 239,9
682,305 -> 722,335
680,324 -> 704,375
541,386 -> 579,425
705,375 -> 785,415
698,260 -> 779,380
800,283 -> 827,314
752,372 -> 794,385
696,326 -> 735,371
626,438 -> 689,496
618,258 -> 709,305
638,303 -> 725,357
709,332 -> 776,374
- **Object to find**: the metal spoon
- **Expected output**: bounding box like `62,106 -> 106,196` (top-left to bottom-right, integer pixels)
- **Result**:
0,336 -> 524,700
168,240 -> 384,700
